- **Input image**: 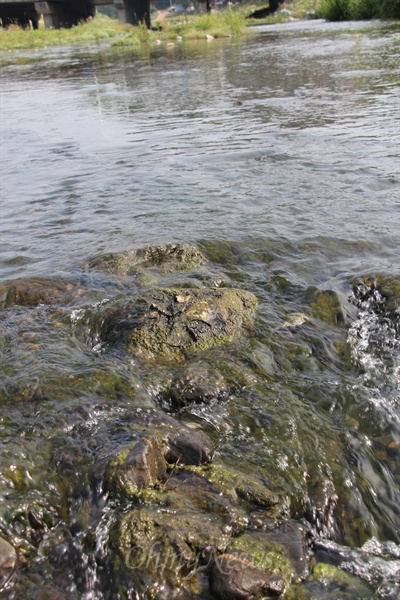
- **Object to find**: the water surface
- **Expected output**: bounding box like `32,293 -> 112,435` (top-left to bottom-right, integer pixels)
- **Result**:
0,18 -> 399,599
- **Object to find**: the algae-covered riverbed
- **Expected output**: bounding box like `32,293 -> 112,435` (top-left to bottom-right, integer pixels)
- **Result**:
0,18 -> 399,600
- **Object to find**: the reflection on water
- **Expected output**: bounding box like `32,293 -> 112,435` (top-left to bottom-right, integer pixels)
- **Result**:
1,20 -> 399,281
0,18 -> 399,600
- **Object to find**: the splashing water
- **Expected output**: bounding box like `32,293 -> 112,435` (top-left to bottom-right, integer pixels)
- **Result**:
348,281 -> 400,423
314,536 -> 400,599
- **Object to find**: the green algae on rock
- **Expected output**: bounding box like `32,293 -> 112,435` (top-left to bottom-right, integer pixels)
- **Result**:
109,506 -> 231,599
183,463 -> 281,510
96,287 -> 257,360
284,562 -> 375,599
209,522 -> 309,598
88,243 -> 207,276
305,287 -> 347,326
105,436 -> 167,499
210,524 -> 310,599
210,549 -> 286,599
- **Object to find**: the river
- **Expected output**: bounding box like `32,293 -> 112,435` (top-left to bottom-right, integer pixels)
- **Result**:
0,18 -> 399,600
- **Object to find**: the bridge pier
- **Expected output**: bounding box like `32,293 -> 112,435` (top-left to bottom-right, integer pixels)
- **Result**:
33,1 -> 96,28
0,0 -> 151,29
113,0 -> 150,28
0,1 -> 39,28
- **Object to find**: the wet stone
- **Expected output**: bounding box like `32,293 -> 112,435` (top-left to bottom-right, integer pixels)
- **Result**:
238,519 -> 310,582
292,562 -> 376,600
110,507 -> 231,599
0,537 -> 17,588
0,277 -> 77,308
305,287 -> 347,326
165,363 -> 230,408
210,549 -> 286,599
165,429 -> 214,465
105,435 -> 167,499
88,242 -> 207,276
115,407 -> 215,465
95,287 -> 257,360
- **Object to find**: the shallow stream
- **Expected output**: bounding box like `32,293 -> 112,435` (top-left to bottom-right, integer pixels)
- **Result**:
0,18 -> 399,599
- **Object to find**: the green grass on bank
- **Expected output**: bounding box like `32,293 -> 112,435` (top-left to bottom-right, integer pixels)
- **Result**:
0,2 -> 323,51
1,0 -> 398,52
316,0 -> 400,20
0,14 -> 133,50
0,11 -> 251,51
113,10 -> 248,47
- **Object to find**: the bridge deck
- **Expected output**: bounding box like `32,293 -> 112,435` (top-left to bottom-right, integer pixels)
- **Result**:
0,0 -> 150,28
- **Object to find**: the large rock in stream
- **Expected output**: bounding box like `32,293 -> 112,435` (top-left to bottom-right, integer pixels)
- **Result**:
95,287 -> 257,360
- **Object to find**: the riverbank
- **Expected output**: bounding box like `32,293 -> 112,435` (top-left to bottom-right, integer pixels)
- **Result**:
0,2 -> 319,52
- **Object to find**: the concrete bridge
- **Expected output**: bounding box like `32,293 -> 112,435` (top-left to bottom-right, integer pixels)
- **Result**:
0,0 -> 151,29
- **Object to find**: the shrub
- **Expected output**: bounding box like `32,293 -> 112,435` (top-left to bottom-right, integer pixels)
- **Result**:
318,0 -> 400,20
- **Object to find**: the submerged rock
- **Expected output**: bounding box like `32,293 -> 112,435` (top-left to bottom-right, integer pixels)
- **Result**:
210,522 -> 310,598
161,362 -> 230,409
96,287 -> 257,360
155,352 -> 257,410
183,463 -> 281,513
305,287 -> 347,326
109,507 -> 230,599
312,537 -> 400,598
308,562 -> 375,598
88,243 -> 206,276
0,277 -> 77,308
0,537 -> 16,589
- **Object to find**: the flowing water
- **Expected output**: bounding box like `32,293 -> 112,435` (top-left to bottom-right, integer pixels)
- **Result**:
0,18 -> 399,599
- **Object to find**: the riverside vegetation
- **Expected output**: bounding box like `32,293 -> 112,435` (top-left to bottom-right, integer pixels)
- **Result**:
0,11 -> 250,51
317,0 -> 400,20
1,1 -> 398,51
4,0 -> 399,53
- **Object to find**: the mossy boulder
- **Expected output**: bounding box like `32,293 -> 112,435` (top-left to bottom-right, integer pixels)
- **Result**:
210,524 -> 309,598
109,507 -> 231,599
95,287 -> 257,360
198,463 -> 280,510
305,287 -> 346,326
88,243 -> 206,276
